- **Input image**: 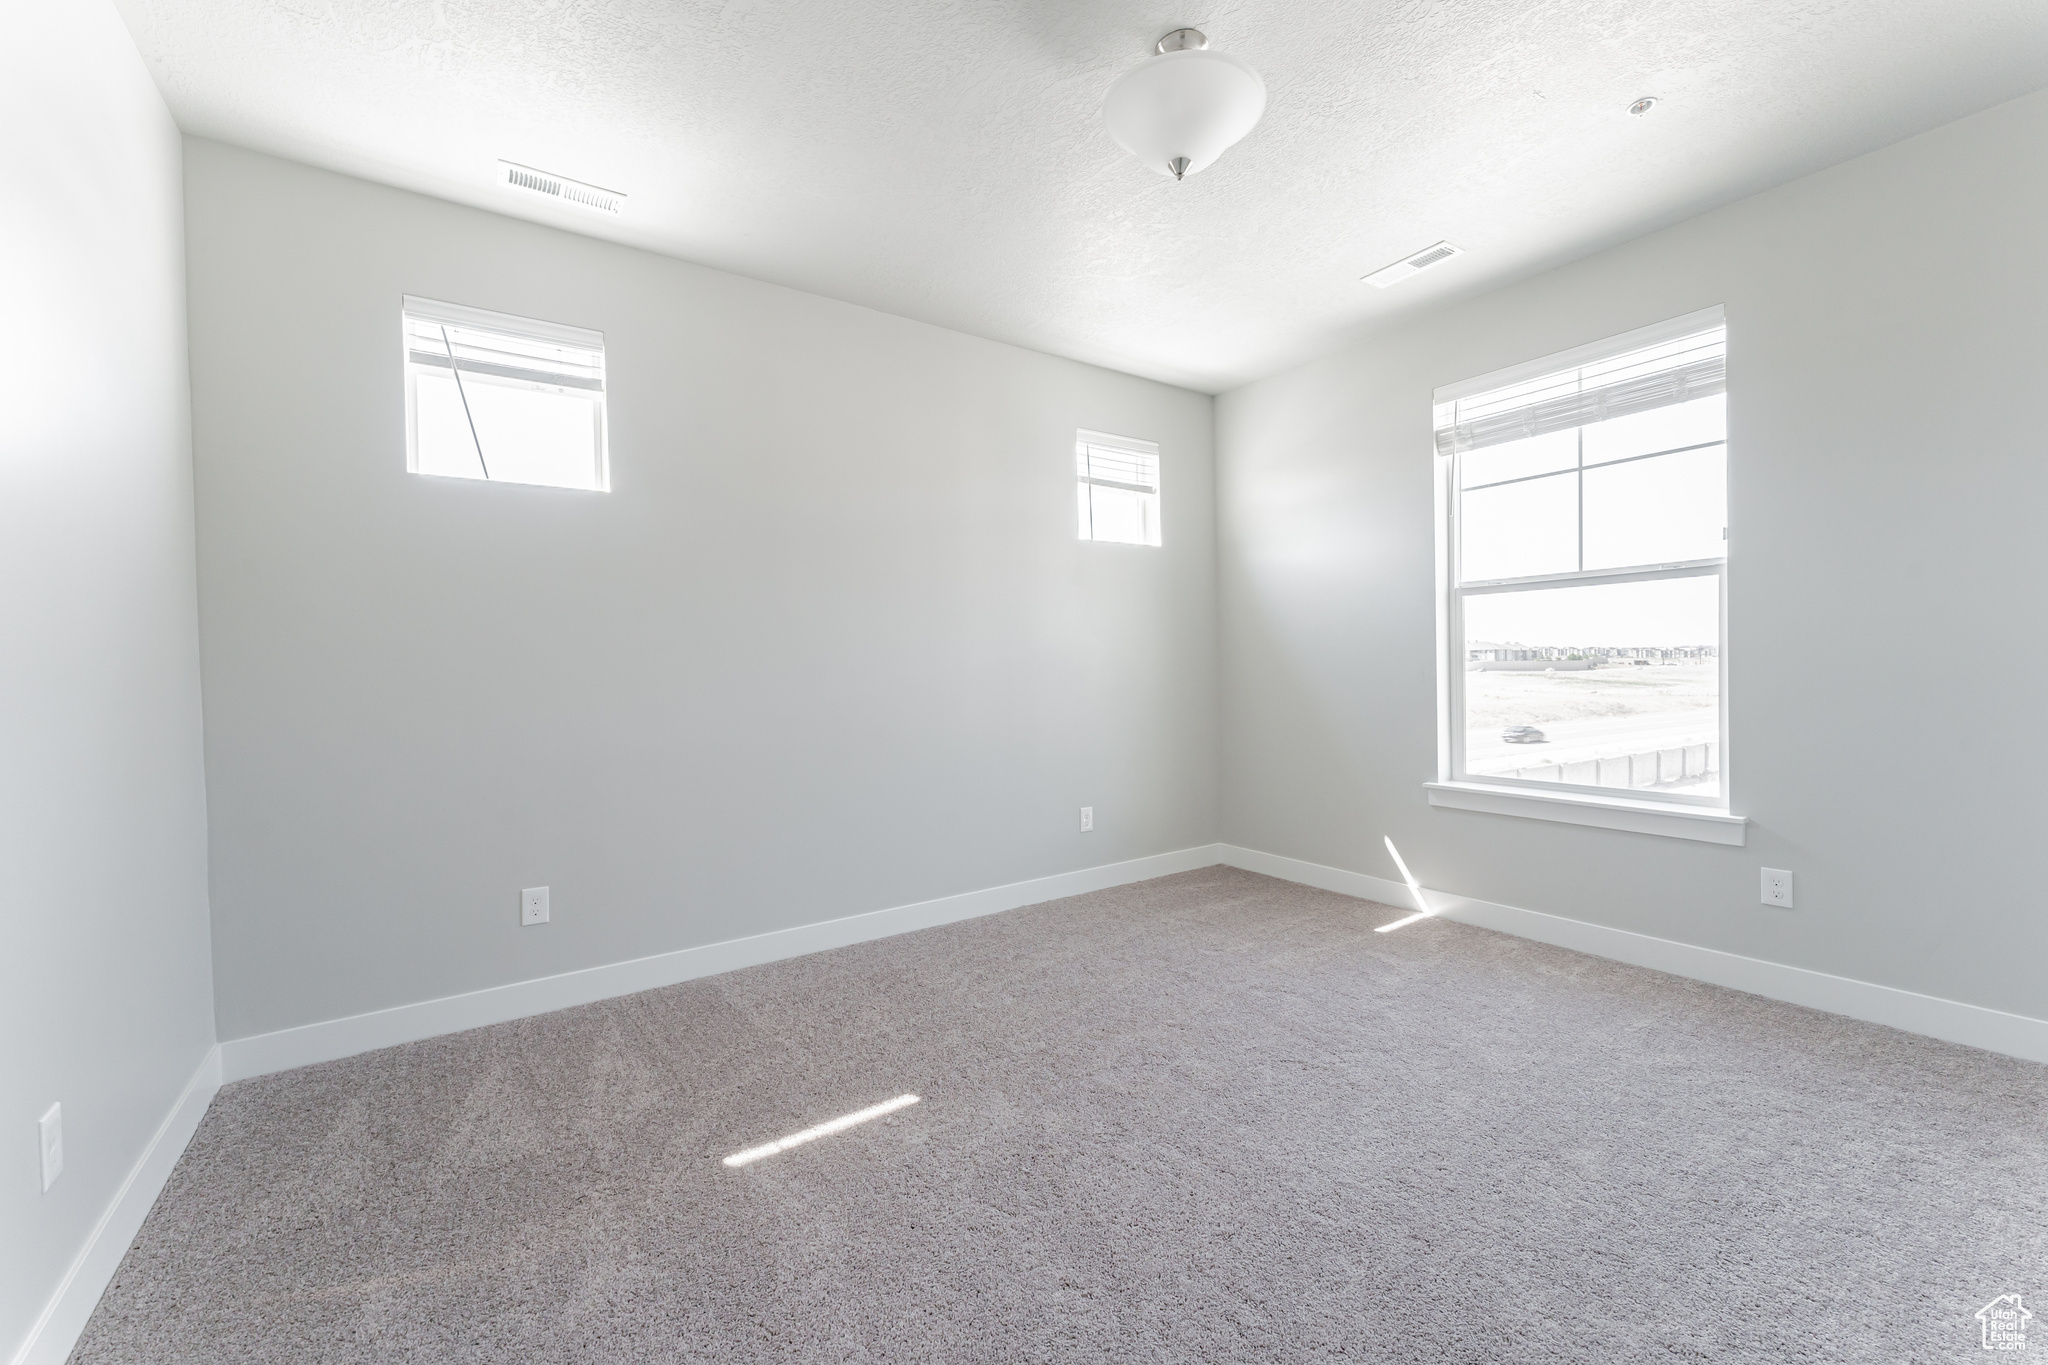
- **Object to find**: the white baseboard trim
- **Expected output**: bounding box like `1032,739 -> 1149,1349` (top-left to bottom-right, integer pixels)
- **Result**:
220,843 -> 1230,1083
215,836 -> 2048,1087
1217,844 -> 2048,1066
21,843 -> 2041,1365
1218,844 -> 1419,910
10,1045 -> 222,1365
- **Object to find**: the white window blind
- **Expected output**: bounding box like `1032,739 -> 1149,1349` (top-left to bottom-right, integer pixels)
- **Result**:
1076,430 -> 1161,546
1435,324 -> 1724,458
402,297 -> 608,491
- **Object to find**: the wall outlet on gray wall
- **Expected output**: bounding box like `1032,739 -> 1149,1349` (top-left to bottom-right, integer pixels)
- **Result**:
1079,806 -> 1094,832
521,886 -> 550,926
1761,869 -> 1793,908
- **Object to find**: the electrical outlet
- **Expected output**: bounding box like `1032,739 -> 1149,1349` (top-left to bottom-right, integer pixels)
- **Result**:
1079,806 -> 1094,832
39,1103 -> 62,1193
521,886 -> 549,926
1761,868 -> 1793,908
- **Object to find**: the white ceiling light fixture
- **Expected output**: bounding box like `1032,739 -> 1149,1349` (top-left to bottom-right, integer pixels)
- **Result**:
1103,28 -> 1266,181
1629,97 -> 1660,116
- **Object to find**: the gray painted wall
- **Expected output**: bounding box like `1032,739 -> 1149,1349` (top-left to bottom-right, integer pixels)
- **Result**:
1217,86 -> 2048,1020
183,140 -> 1218,1042
0,2 -> 216,1355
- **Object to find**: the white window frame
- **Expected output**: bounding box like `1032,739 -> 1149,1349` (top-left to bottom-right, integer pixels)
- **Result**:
1075,429 -> 1162,547
1427,306 -> 1746,845
402,296 -> 609,492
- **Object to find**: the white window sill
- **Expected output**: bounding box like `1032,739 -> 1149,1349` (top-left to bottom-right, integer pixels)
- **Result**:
1425,781 -> 1748,846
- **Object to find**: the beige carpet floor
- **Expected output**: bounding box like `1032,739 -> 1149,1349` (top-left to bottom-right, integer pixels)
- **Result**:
72,866 -> 2048,1362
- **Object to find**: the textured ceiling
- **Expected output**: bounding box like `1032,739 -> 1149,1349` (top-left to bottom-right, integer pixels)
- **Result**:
114,0 -> 2048,391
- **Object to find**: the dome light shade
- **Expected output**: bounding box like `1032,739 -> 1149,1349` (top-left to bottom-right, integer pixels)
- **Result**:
1103,34 -> 1266,181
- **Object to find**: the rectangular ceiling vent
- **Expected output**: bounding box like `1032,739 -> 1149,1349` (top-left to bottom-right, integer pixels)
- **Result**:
499,161 -> 625,215
1362,240 -> 1465,289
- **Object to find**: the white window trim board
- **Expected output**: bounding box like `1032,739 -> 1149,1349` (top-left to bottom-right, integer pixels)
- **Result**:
400,294 -> 604,349
1424,780 -> 1748,844
1074,428 -> 1158,458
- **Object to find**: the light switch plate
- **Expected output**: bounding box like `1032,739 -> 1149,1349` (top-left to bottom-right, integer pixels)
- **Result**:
1079,806 -> 1094,832
521,886 -> 549,926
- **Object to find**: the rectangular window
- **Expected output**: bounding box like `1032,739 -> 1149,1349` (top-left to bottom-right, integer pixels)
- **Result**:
402,297 -> 608,492
1076,430 -> 1161,546
1437,307 -> 1727,807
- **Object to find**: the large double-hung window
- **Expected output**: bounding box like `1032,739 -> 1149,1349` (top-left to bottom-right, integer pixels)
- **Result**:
1436,307 -> 1728,815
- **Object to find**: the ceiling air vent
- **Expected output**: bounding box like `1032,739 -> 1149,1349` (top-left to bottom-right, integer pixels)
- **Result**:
1362,240 -> 1464,289
499,161 -> 625,215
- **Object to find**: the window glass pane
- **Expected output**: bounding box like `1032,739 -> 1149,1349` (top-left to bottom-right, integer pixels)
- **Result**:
459,377 -> 603,491
1459,429 -> 1578,489
413,370 -> 489,480
1084,484 -> 1156,545
1581,445 -> 1726,571
1459,472 -> 1577,581
1461,574 -> 1720,797
1581,393 -> 1724,464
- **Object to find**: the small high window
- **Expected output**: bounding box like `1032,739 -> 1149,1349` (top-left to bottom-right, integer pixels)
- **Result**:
1076,430 -> 1160,546
403,297 -> 607,491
